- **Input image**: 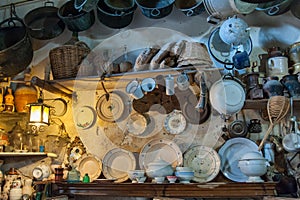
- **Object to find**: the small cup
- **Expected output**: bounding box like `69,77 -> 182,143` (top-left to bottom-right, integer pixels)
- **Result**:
141,78 -> 156,92
165,75 -> 175,95
176,73 -> 190,91
166,175 -> 177,183
232,51 -> 250,69
126,80 -> 144,99
267,56 -> 288,79
136,176 -> 147,183
154,176 -> 165,184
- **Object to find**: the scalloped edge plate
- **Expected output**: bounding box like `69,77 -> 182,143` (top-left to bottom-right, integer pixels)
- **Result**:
139,138 -> 183,169
75,106 -> 96,129
102,148 -> 136,183
184,145 -> 220,183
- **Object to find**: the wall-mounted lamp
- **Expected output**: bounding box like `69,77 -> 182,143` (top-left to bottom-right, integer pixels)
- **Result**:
28,91 -> 51,127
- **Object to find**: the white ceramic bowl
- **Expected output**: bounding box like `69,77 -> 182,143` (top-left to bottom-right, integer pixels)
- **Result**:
175,171 -> 194,183
136,176 -> 147,183
146,159 -> 174,178
127,170 -> 145,182
175,167 -> 193,172
166,175 -> 177,183
238,151 -> 268,182
154,176 -> 165,183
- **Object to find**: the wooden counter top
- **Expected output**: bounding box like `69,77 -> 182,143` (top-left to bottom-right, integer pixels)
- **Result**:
53,182 -> 277,199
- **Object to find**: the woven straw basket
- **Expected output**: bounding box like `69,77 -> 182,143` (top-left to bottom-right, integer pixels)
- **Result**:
49,40 -> 91,79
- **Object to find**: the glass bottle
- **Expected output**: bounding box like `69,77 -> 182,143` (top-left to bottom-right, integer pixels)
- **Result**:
9,122 -> 25,151
67,166 -> 80,183
82,173 -> 90,183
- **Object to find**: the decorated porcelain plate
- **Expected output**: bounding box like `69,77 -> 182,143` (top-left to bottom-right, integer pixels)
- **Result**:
76,154 -> 102,182
96,92 -> 125,122
102,148 -> 136,183
183,145 -> 220,183
127,113 -> 148,136
218,137 -> 261,182
75,106 -> 96,129
164,110 -> 187,135
139,138 -> 183,169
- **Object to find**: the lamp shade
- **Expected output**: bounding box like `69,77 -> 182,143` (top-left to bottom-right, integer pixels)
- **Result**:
28,101 -> 50,126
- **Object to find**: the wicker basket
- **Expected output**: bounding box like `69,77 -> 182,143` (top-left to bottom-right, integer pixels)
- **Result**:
49,40 -> 91,79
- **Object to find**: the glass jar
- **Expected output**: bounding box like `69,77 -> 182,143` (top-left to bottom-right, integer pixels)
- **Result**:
9,122 -> 25,152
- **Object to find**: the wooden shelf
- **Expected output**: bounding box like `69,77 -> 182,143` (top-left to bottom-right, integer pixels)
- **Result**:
0,152 -> 47,157
53,182 -> 277,199
31,67 -> 220,95
244,98 -> 300,110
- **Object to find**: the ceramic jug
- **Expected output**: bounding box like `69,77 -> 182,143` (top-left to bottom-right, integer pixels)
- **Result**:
4,87 -> 14,112
22,179 -> 33,196
262,76 -> 284,98
281,74 -> 300,98
243,72 -> 264,99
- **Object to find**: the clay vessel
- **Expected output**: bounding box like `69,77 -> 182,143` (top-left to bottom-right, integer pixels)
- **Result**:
14,74 -> 38,113
281,74 -> 300,98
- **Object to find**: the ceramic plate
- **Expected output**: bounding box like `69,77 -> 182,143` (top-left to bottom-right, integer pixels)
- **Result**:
183,145 -> 220,183
218,137 -> 261,182
133,111 -> 163,138
96,92 -> 125,122
127,113 -> 148,136
139,138 -> 183,169
164,110 -> 187,135
75,106 -> 96,129
102,148 -> 136,183
76,154 -> 102,182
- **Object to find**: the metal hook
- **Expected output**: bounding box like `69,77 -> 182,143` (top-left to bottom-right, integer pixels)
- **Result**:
10,3 -> 17,18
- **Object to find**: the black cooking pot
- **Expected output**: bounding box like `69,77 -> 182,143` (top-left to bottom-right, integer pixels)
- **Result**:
97,0 -> 136,29
0,17 -> 33,77
175,0 -> 205,16
104,0 -> 136,12
24,1 -> 65,40
58,0 -> 95,32
135,0 -> 175,19
256,0 -> 294,16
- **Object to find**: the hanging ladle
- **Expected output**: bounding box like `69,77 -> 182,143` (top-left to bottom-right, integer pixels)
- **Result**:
101,80 -> 110,101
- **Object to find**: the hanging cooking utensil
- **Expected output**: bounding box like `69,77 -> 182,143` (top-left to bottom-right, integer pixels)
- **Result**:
209,74 -> 246,120
23,1 -> 65,40
258,96 -> 290,151
207,26 -> 252,66
282,97 -> 300,152
101,81 -> 110,101
58,0 -> 95,32
0,4 -> 33,78
228,112 -> 248,138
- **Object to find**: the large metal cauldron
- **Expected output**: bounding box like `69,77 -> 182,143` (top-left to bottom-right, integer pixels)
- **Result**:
24,1 -> 65,40
58,0 -> 95,32
135,0 -> 175,19
97,0 -> 136,28
0,17 -> 33,77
